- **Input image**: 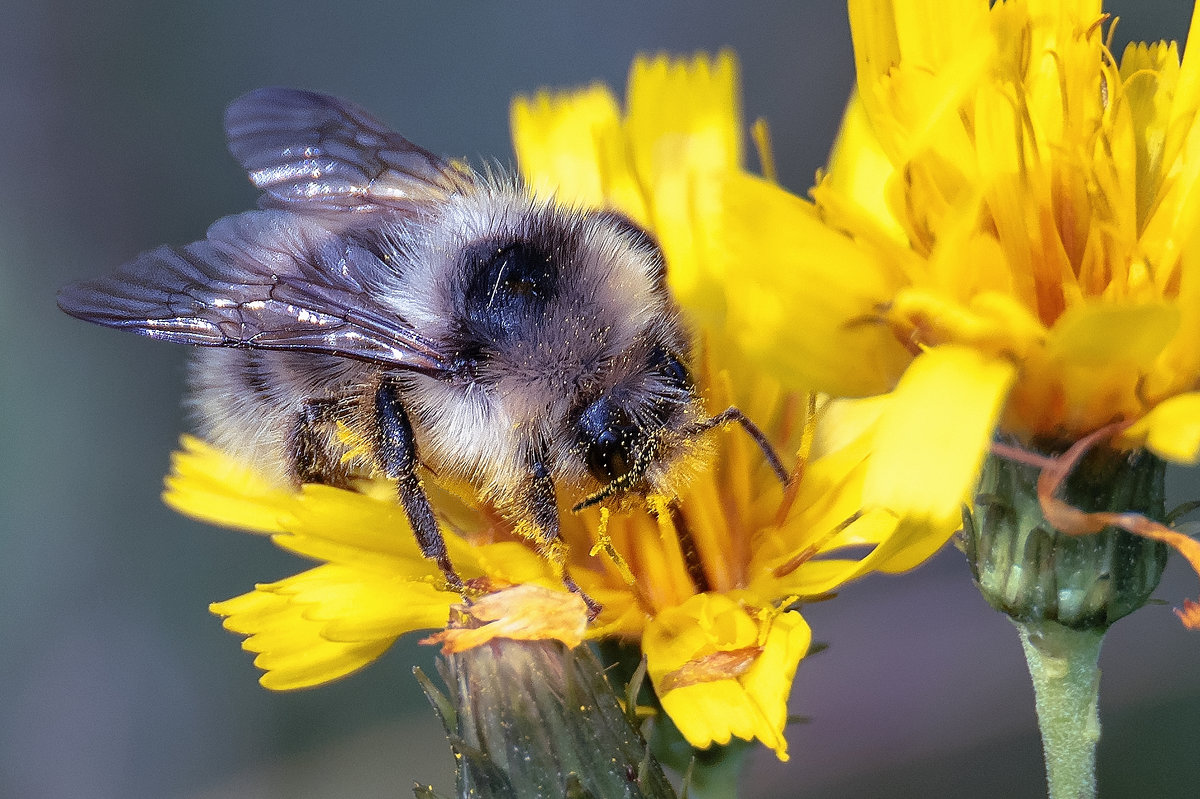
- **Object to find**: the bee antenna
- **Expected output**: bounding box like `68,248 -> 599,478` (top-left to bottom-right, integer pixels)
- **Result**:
571,452 -> 652,512
572,478 -> 623,512
690,407 -> 789,485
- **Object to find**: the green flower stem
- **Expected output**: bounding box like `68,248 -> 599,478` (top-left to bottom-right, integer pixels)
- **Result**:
967,446 -> 1170,798
1015,620 -> 1104,799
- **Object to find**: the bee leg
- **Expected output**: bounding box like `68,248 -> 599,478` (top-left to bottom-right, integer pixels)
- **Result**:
529,456 -> 602,619
696,406 -> 790,485
374,379 -> 464,592
291,398 -> 353,487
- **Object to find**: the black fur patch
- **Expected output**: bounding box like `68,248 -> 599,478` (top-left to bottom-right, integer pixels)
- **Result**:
239,353 -> 275,398
462,238 -> 558,335
448,215 -> 583,375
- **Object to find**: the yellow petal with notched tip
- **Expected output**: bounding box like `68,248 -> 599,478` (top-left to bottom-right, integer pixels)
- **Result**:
510,84 -> 632,214
211,570 -> 400,690
163,435 -> 290,534
644,594 -> 808,760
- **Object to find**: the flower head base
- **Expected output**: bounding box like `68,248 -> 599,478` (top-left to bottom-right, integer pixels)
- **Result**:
165,52 -> 937,760
967,437 -> 1170,629
417,634 -> 679,798
714,0 -> 1200,622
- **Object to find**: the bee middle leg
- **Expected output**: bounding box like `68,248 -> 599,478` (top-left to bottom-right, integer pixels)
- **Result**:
374,378 -> 464,592
528,455 -> 602,619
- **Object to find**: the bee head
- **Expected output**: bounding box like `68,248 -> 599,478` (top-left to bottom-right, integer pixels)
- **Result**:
572,345 -> 698,508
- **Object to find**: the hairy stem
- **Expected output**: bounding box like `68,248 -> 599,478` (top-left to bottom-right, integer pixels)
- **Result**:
1015,620 -> 1104,799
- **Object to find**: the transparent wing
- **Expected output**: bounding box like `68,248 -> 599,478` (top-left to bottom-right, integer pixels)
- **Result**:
225,87 -> 474,213
57,210 -> 450,372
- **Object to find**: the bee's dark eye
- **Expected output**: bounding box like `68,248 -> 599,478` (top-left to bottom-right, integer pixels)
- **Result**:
645,346 -> 692,424
649,346 -> 690,392
577,395 -> 642,483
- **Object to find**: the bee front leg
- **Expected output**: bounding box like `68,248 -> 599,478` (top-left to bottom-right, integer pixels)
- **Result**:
374,378 -> 464,592
528,455 -> 602,619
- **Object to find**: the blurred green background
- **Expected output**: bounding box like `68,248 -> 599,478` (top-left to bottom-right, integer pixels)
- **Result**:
3,1 -> 1198,797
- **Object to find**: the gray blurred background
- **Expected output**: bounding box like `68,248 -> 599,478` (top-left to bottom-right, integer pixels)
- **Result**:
3,1 -> 1198,797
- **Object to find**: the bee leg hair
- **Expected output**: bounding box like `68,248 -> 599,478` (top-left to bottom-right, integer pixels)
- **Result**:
530,455 -> 602,619
291,397 -> 353,486
374,378 -> 464,592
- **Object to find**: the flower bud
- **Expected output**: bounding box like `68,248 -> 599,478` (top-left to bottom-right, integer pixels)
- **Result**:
416,620 -> 677,799
963,442 -> 1169,630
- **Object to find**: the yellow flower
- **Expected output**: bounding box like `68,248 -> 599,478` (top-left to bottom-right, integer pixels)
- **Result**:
165,52 -> 923,761
712,0 -> 1200,615
168,437 -> 563,689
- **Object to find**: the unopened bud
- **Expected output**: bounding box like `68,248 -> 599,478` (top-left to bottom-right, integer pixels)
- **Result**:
416,617 -> 677,799
963,442 -> 1169,630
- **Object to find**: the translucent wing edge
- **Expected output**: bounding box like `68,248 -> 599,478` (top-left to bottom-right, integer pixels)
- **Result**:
57,212 -> 451,373
224,87 -> 473,213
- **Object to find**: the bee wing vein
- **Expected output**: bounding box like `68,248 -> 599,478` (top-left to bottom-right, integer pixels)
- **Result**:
225,87 -> 471,213
58,210 -> 448,372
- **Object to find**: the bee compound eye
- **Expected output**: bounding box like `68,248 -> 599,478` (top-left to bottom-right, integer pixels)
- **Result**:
587,430 -> 631,483
648,346 -> 691,392
577,396 -> 641,484
644,345 -> 693,425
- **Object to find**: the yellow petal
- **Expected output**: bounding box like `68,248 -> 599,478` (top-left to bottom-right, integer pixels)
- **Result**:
860,516 -> 958,575
625,50 -> 742,188
1033,302 -> 1183,433
423,584 -> 588,653
510,84 -> 633,212
278,567 -> 457,642
643,594 -> 807,760
1120,38 -> 1181,227
848,0 -> 990,165
737,609 -> 812,760
1121,392 -> 1200,463
824,94 -> 906,244
272,485 -> 425,560
1139,102 -> 1200,275
888,287 -> 1047,361
256,639 -> 393,691
211,575 -> 399,690
846,0 -> 901,91
658,680 -> 766,752
628,51 -> 742,314
712,173 -> 912,396
864,346 -> 1016,528
1164,2 -> 1200,169
1047,301 -> 1181,368
162,435 -> 291,534
469,541 -> 562,586
889,0 -> 989,71
210,563 -> 461,689
756,510 -> 903,599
